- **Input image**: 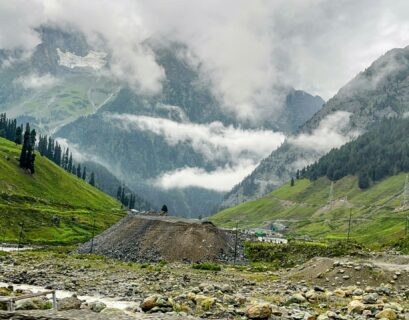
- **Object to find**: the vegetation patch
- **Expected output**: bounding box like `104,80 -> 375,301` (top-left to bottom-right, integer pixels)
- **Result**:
192,262 -> 222,271
245,240 -> 366,268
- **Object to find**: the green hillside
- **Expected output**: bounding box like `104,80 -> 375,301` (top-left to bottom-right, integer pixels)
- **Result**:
0,137 -> 123,244
210,174 -> 409,248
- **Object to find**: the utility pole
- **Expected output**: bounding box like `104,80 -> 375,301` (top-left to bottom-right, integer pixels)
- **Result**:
233,222 -> 239,265
17,223 -> 24,251
347,209 -> 352,242
403,175 -> 409,209
90,216 -> 96,254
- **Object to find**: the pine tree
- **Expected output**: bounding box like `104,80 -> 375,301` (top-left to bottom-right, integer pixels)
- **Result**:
82,166 -> 87,180
161,204 -> 168,213
30,129 -> 36,147
15,126 -> 22,145
76,163 -> 81,178
116,186 -> 122,200
19,124 -> 30,169
89,172 -> 95,186
290,177 -> 295,187
62,148 -> 69,169
67,153 -> 73,173
120,187 -> 125,204
296,169 -> 300,180
27,144 -> 35,174
47,137 -> 54,160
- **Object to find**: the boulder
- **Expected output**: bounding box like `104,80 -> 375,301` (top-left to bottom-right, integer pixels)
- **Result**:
375,308 -> 397,320
246,303 -> 272,319
140,295 -> 158,312
57,295 -> 82,311
348,300 -> 365,314
363,293 -> 378,304
89,301 -> 107,313
287,293 -> 306,304
15,299 -> 39,310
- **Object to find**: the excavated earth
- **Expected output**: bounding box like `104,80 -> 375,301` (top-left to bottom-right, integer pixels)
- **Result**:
77,216 -> 243,263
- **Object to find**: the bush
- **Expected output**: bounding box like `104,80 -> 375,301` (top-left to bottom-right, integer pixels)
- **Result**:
192,262 -> 221,271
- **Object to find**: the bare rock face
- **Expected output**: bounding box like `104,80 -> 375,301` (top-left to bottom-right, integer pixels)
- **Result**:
78,215 -> 241,263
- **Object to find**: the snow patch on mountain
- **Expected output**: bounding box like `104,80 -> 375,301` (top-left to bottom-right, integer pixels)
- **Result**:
57,48 -> 106,70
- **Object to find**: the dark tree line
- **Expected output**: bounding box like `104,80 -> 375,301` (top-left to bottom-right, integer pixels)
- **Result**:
38,134 -> 96,186
116,185 -> 137,209
0,113 -> 20,143
301,117 -> 409,189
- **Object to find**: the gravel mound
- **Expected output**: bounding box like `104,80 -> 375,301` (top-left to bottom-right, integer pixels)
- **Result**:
78,216 -> 240,263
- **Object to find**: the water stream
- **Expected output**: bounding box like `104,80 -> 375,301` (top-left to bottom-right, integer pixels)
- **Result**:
0,282 -> 139,311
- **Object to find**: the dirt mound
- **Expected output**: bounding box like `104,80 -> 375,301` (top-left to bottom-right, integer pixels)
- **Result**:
78,216 -> 240,263
286,256 -> 409,288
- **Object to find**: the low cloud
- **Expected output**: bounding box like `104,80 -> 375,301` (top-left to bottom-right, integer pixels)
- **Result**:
14,73 -> 59,90
153,162 -> 257,192
288,111 -> 356,153
105,113 -> 286,164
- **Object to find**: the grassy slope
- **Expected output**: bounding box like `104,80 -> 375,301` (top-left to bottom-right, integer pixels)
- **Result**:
0,137 -> 123,244
210,174 -> 409,248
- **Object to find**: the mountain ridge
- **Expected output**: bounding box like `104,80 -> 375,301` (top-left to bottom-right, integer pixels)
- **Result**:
219,45 -> 409,210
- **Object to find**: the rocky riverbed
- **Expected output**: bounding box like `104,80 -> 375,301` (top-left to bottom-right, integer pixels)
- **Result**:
0,250 -> 409,319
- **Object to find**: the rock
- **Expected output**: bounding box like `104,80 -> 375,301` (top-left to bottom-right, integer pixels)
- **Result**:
384,302 -> 403,312
194,294 -> 216,311
305,290 -> 317,302
363,293 -> 378,304
15,299 -> 40,310
375,308 -> 397,319
352,288 -> 364,296
287,293 -> 306,304
348,300 -> 365,314
89,301 -> 106,313
58,295 -> 82,311
246,303 -> 272,319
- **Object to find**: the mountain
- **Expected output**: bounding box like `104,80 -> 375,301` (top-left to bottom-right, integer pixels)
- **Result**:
220,45 -> 409,210
211,116 -> 409,246
0,136 -> 123,244
0,26 -> 323,217
0,26 -> 119,133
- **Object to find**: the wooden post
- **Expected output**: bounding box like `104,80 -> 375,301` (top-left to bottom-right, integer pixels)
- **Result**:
234,222 -> 238,265
8,299 -> 15,311
347,209 -> 352,242
52,291 -> 57,310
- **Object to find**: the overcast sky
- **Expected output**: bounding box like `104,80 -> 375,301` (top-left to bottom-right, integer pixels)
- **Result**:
1,0 -> 409,120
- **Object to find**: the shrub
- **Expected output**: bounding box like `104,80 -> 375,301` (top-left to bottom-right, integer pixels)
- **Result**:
192,262 -> 221,271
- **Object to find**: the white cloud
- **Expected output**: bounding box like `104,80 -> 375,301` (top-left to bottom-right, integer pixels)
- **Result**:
105,113 -> 286,164
288,111 -> 357,153
2,1 -> 409,120
0,1 -> 45,51
14,73 -> 59,90
153,162 -> 257,192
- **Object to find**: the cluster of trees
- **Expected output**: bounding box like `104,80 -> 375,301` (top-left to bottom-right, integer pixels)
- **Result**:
301,117 -> 409,189
38,135 -> 96,186
0,113 -> 20,143
0,114 -> 36,173
116,185 -> 138,209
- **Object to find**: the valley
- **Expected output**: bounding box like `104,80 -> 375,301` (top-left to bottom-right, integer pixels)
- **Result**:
2,3 -> 409,320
